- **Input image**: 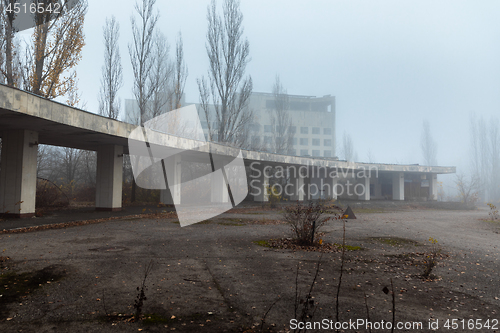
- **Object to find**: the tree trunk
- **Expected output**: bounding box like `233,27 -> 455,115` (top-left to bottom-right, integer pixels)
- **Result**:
131,178 -> 137,203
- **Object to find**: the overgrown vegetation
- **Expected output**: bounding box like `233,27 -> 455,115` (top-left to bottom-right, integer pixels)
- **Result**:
292,256 -> 322,333
422,237 -> 440,279
266,184 -> 284,208
282,200 -> 341,245
133,261 -> 154,322
487,203 -> 499,220
252,240 -> 271,248
455,174 -> 480,207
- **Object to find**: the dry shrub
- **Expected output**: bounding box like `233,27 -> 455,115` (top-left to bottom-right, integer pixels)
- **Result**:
36,179 -> 69,208
282,200 -> 342,245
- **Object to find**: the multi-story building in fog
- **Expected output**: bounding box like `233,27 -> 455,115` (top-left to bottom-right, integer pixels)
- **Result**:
125,92 -> 336,158
244,92 -> 336,158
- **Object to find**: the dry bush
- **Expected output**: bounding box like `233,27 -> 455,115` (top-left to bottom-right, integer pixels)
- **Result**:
282,200 -> 341,245
122,181 -> 160,204
36,179 -> 69,208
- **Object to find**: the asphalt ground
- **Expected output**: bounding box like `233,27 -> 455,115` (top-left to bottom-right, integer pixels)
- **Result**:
0,203 -> 499,332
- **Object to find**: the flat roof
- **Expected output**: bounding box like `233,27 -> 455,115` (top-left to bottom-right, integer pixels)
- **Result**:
0,84 -> 455,174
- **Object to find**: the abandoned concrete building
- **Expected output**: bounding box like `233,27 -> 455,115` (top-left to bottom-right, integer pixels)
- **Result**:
0,84 -> 455,217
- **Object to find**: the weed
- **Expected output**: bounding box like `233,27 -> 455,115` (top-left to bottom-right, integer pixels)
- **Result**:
333,243 -> 363,251
133,260 -> 154,322
487,203 -> 499,220
335,219 -> 346,323
253,240 -> 271,248
142,313 -> 172,324
422,237 -> 440,278
266,184 -> 285,208
372,237 -> 419,247
293,255 -> 322,333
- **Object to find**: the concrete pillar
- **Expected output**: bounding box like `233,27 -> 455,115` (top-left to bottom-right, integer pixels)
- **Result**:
321,172 -> 338,200
211,170 -> 229,203
392,172 -> 404,201
309,177 -> 321,200
429,174 -> 438,201
96,145 -> 123,211
357,176 -> 371,201
0,130 -> 38,217
373,180 -> 382,199
162,154 -> 182,205
250,164 -> 269,202
289,166 -> 306,201
160,188 -> 173,205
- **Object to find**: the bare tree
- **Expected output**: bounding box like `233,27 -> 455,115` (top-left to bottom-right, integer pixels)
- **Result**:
37,144 -> 56,179
367,149 -> 376,163
0,0 -> 23,87
0,0 -> 15,86
0,1 -> 6,84
421,119 -> 437,166
98,16 -> 123,119
270,75 -> 294,154
469,114 -> 500,202
455,173 -> 479,206
80,150 -> 97,187
147,31 -> 172,120
169,32 -> 188,111
197,0 -> 253,146
341,132 -> 356,162
57,147 -> 82,181
489,117 -> 500,201
128,0 -> 159,125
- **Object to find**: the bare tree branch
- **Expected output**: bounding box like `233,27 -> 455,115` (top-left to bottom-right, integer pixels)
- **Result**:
170,31 -> 188,111
99,15 -> 123,119
128,0 -> 159,125
197,0 -> 253,147
341,132 -> 356,162
270,75 -> 293,154
421,119 -> 437,166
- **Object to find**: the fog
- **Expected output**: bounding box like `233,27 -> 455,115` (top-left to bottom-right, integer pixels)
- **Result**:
73,0 -> 500,197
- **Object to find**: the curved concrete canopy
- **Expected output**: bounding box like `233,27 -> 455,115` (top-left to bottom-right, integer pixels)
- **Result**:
0,84 -> 455,174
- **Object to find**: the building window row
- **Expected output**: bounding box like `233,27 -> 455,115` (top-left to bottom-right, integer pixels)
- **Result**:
260,125 -> 332,135
298,150 -> 333,157
290,138 -> 332,146
298,127 -> 332,135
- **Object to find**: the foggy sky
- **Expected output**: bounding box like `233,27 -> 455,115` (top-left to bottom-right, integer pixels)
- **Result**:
73,0 -> 500,190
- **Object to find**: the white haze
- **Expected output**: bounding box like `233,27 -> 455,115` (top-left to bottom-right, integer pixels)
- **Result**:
74,0 -> 500,195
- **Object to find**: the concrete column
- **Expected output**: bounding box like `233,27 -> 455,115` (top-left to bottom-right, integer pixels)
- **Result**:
429,174 -> 438,201
160,188 -> 173,205
392,172 -> 404,201
250,164 -> 269,202
357,176 -> 371,201
0,130 -> 38,217
373,180 -> 382,199
331,176 -> 338,200
211,170 -> 229,203
321,172 -> 338,200
289,166 -> 306,201
96,145 -> 123,211
162,154 -> 182,205
309,177 -> 321,200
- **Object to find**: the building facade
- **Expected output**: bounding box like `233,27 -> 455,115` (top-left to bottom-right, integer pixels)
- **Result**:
125,92 -> 336,159
245,92 -> 336,158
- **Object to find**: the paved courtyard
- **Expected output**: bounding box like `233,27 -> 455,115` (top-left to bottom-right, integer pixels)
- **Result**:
1,204 -> 499,332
